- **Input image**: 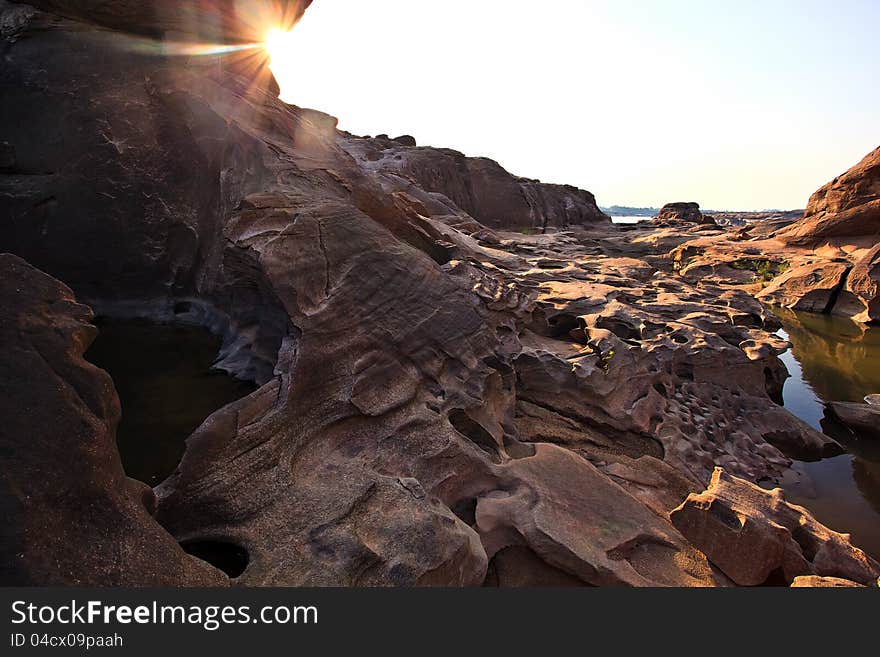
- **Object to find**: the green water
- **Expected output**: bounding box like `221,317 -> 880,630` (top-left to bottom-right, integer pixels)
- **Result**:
774,308 -> 880,561
85,318 -> 257,486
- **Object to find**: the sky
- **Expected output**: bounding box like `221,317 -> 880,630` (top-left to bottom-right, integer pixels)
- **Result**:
266,0 -> 880,211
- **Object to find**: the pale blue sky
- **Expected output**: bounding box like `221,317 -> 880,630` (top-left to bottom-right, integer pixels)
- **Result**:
268,0 -> 880,210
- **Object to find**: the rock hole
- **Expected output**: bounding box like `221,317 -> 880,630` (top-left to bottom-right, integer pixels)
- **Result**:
450,497 -> 477,526
758,566 -> 790,587
790,525 -> 820,561
173,300 -> 193,315
85,318 -> 258,485
547,313 -> 580,339
448,409 -> 500,461
181,540 -> 249,578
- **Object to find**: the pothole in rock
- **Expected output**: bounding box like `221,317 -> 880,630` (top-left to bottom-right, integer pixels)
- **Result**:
85,318 -> 258,486
181,540 -> 249,578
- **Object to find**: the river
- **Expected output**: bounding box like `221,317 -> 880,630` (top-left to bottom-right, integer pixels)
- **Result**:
772,308 -> 880,560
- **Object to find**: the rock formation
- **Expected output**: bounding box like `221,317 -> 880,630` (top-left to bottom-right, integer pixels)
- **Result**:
671,468 -> 880,586
778,145 -> 880,246
0,0 -> 875,587
0,254 -> 226,585
654,202 -> 709,225
343,136 -> 611,232
827,401 -> 880,439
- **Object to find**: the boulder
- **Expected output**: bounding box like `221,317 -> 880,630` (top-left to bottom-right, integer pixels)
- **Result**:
827,401 -> 880,439
475,444 -> 727,587
756,261 -> 850,314
670,468 -> 880,586
655,202 -> 704,224
832,243 -> 880,323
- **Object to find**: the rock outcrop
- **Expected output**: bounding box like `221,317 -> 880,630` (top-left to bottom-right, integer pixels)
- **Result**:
834,243 -> 880,323
0,254 -> 227,585
827,401 -> 880,439
671,468 -> 880,586
790,576 -> 868,588
756,261 -> 851,314
778,146 -> 880,246
343,137 -> 610,232
654,202 -> 708,225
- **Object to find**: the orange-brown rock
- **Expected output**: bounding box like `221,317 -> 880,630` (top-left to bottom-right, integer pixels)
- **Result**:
790,576 -> 866,588
344,138 -> 610,232
756,261 -> 851,314
670,468 -> 880,586
654,202 -> 710,226
0,0 -> 870,588
778,145 -> 880,245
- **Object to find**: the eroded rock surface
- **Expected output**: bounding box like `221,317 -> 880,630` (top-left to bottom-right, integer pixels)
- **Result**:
342,137 -> 610,232
0,0 -> 873,587
671,468 -> 880,586
0,254 -> 226,585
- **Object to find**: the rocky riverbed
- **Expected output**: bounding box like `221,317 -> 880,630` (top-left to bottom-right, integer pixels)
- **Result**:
1,0 -> 879,587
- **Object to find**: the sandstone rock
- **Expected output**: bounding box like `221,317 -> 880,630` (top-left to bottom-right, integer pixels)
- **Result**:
475,444 -> 727,587
756,261 -> 850,314
833,243 -> 880,323
778,145 -> 880,245
655,202 -> 704,224
0,0 -> 866,588
671,468 -> 880,586
827,401 -> 880,439
0,254 -> 227,586
790,576 -> 865,587
343,138 -> 610,231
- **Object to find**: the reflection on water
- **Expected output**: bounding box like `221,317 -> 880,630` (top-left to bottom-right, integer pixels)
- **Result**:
773,308 -> 880,560
85,319 -> 257,486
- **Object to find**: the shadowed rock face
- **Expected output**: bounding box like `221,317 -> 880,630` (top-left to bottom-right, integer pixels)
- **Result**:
0,1 -> 868,586
10,0 -> 311,40
0,254 -> 227,585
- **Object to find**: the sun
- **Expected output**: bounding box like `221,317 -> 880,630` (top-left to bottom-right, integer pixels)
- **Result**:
265,28 -> 297,65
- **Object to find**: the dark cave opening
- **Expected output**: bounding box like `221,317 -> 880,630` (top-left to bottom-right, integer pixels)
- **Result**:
181,540 -> 250,578
85,317 -> 258,486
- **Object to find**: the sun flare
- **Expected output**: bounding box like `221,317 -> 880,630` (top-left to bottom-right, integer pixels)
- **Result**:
265,28 -> 297,65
